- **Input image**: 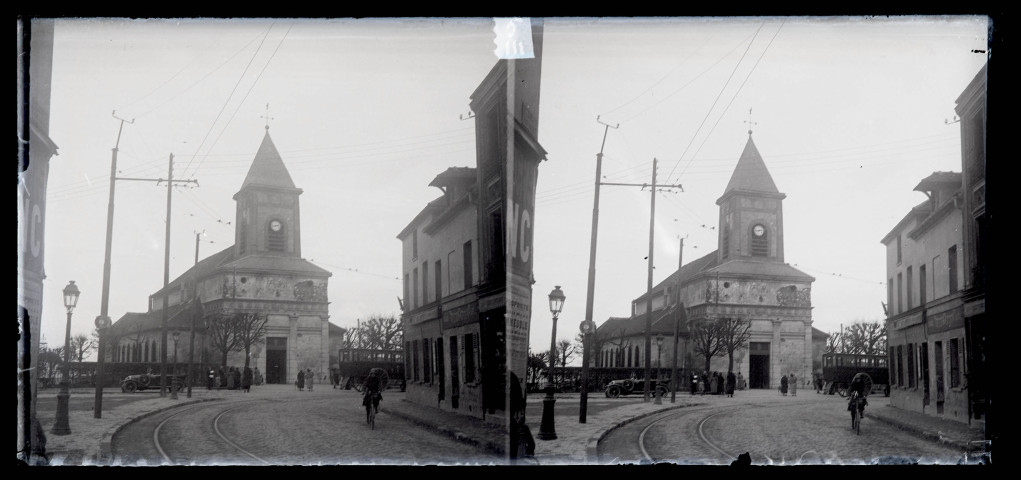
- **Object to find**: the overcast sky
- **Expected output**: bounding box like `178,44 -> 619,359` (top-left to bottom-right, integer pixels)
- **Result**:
35,17 -> 989,362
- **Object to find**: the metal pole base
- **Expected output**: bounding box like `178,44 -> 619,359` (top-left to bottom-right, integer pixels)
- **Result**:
537,387 -> 557,440
52,387 -> 72,436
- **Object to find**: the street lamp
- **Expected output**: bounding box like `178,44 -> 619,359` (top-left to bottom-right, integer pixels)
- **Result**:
655,334 -> 664,404
52,281 -> 80,435
171,331 -> 180,399
539,285 -> 565,441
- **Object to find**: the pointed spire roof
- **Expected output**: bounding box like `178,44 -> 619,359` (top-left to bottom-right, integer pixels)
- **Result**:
239,130 -> 297,191
722,134 -> 779,196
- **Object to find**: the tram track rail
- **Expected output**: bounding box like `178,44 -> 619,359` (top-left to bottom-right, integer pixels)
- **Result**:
151,400 -> 270,465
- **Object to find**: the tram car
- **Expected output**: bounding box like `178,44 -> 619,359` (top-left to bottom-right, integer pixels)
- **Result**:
821,352 -> 890,397
336,347 -> 405,392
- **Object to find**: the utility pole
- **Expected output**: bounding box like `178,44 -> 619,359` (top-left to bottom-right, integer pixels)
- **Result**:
602,158 -> 683,402
118,153 -> 198,398
194,230 -> 205,265
579,116 -> 618,424
93,111 -> 133,419
670,236 -> 684,403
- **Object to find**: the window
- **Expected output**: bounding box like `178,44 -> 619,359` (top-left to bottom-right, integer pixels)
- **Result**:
405,341 -> 412,378
464,333 -> 477,383
627,346 -> 632,367
422,339 -> 431,384
896,345 -> 904,387
422,261 -> 429,305
906,266 -> 913,309
889,347 -> 897,386
919,264 -> 927,305
463,241 -> 473,289
267,220 -> 285,252
635,346 -> 641,367
907,343 -> 916,388
887,279 -> 893,315
721,225 -> 730,259
412,268 -> 419,309
897,272 -> 903,314
948,245 -> 958,293
896,233 -> 902,264
412,340 -> 420,382
949,338 -> 961,388
412,229 -> 418,260
403,274 -> 409,309
434,260 -> 442,302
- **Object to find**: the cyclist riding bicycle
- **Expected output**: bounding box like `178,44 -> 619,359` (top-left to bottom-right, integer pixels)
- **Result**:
847,372 -> 869,417
362,369 -> 384,420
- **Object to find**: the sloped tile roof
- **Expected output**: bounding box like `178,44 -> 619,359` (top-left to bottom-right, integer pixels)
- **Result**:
721,135 -> 779,196
239,131 -> 297,191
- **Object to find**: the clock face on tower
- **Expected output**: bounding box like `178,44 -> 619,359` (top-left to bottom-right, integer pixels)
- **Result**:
753,224 -> 765,237
270,220 -> 282,232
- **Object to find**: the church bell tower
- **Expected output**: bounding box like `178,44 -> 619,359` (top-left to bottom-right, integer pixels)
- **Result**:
233,128 -> 303,258
716,131 -> 786,264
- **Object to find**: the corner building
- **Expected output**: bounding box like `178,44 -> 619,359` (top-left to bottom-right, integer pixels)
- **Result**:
596,132 -> 815,390
109,129 -> 333,384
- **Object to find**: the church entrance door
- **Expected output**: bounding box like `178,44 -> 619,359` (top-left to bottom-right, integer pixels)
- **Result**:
749,341 -> 770,389
266,337 -> 287,384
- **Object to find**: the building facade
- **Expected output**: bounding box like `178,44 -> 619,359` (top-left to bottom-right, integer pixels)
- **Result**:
109,129 -> 334,384
596,133 -> 816,390
398,22 -> 546,431
955,64 -> 988,424
882,172 -> 969,422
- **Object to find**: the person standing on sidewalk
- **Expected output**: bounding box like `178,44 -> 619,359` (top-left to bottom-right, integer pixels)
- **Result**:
780,374 -> 789,396
726,371 -> 736,397
207,368 -> 215,390
789,373 -> 798,397
690,373 -> 699,395
306,368 -> 314,391
297,368 -> 305,391
242,366 -> 253,393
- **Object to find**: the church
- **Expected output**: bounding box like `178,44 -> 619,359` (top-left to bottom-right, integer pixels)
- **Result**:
595,131 -> 816,390
106,128 -> 335,384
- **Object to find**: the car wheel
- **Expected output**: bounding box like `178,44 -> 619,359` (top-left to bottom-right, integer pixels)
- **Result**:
606,385 -> 621,398
124,382 -> 138,393
656,386 -> 669,397
622,379 -> 635,393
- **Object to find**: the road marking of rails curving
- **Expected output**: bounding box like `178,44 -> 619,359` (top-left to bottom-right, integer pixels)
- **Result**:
153,401 -> 269,465
637,406 -> 740,463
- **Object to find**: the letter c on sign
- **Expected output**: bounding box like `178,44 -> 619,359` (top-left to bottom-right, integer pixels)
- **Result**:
519,209 -> 531,263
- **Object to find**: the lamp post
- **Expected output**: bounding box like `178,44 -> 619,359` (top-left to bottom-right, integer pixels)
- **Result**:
171,331 -> 180,399
655,334 -> 664,404
539,286 -> 565,441
52,281 -> 81,435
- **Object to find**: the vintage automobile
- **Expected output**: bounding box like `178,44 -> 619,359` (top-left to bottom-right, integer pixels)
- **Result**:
121,372 -> 186,393
605,378 -> 670,398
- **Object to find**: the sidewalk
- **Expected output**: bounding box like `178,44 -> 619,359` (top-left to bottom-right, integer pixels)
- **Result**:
864,401 -> 988,454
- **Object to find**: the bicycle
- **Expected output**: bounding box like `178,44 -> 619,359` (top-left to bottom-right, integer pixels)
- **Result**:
363,390 -> 380,429
849,391 -> 863,435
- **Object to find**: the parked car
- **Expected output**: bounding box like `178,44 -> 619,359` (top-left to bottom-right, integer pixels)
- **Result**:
605,378 -> 669,398
121,372 -> 186,393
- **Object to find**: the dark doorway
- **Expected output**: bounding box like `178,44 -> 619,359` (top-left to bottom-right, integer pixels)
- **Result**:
266,337 -> 287,384
749,342 -> 770,389
921,342 -> 930,406
436,337 -> 445,402
934,340 -> 945,415
450,335 -> 460,409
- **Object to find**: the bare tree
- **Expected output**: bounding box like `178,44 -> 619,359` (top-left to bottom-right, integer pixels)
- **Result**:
718,317 -> 752,373
206,312 -> 242,367
597,326 -> 632,367
691,318 -> 726,373
843,320 -> 886,355
233,312 -> 269,368
825,332 -> 842,354
527,351 -> 547,386
340,326 -> 358,349
69,333 -> 97,362
361,314 -> 403,350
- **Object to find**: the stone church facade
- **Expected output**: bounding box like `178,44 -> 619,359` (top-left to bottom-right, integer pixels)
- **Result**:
596,132 -> 815,390
108,129 -> 333,384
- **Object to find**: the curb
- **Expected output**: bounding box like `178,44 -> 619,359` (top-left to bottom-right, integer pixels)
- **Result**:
95,397 -> 223,465
866,411 -> 977,452
381,404 -> 506,457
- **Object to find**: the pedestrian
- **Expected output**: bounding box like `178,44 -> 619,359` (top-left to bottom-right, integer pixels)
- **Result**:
332,369 -> 340,389
701,372 -> 709,395
306,368 -> 314,391
234,367 -> 241,390
789,373 -> 798,397
726,371 -> 736,397
709,372 -> 718,395
242,366 -> 253,393
297,368 -> 305,391
226,366 -> 236,390
737,372 -> 745,390
254,367 -> 263,386
207,368 -> 215,390
780,374 -> 789,396
816,375 -> 824,394
717,372 -> 725,395
690,373 -> 698,395
218,367 -> 227,389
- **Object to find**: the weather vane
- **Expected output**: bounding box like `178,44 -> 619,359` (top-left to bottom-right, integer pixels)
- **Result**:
261,103 -> 275,130
744,108 -> 757,135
